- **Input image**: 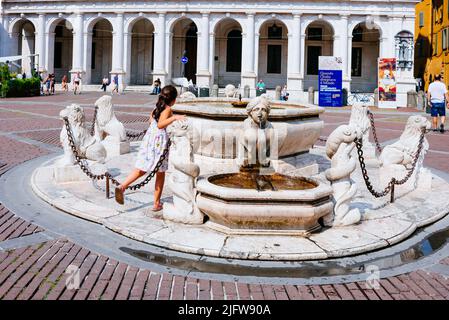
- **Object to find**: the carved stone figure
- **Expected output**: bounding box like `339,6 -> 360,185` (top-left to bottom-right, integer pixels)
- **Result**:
93,95 -> 126,142
324,124 -> 361,227
237,96 -> 275,169
380,115 -> 430,167
379,115 -> 431,190
349,103 -> 375,158
179,91 -> 197,99
59,104 -> 106,165
163,120 -> 203,224
225,84 -> 237,98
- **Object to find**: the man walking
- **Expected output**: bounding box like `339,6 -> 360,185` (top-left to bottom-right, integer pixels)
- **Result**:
427,74 -> 447,133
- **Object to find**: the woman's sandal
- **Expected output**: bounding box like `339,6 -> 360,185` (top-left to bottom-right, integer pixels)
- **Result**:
115,187 -> 125,205
151,203 -> 163,212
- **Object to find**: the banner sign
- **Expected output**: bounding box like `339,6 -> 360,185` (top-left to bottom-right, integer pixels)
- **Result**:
378,58 -> 397,108
318,56 -> 343,107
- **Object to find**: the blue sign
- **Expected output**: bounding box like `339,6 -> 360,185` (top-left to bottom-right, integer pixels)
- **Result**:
318,69 -> 342,107
181,56 -> 188,64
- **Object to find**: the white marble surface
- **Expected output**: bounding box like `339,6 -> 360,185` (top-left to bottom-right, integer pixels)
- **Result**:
31,146 -> 449,261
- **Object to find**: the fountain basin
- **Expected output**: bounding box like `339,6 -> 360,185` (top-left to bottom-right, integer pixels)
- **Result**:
196,173 -> 334,235
173,98 -> 324,159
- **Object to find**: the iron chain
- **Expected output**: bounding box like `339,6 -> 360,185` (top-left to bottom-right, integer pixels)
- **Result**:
355,127 -> 427,199
62,117 -> 170,191
367,110 -> 383,154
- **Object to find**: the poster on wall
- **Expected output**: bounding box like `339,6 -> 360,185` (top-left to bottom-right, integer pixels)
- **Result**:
378,58 -> 397,109
318,56 -> 343,107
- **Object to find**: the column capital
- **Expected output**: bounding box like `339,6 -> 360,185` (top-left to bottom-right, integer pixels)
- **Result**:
339,13 -> 350,19
247,12 -> 256,18
157,11 -> 167,17
293,12 -> 302,19
38,13 -> 46,18
116,12 -> 124,17
200,11 -> 210,17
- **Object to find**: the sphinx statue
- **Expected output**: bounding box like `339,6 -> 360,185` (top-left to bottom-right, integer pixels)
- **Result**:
324,124 -> 361,227
59,104 -> 107,166
93,95 -> 130,157
163,120 -> 203,224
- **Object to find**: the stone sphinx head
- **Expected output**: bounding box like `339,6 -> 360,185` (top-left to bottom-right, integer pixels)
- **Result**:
246,96 -> 271,128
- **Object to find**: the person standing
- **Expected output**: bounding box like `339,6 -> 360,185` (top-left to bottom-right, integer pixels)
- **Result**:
61,75 -> 68,92
112,74 -> 120,95
256,79 -> 266,93
73,72 -> 81,95
101,76 -> 109,92
427,74 -> 447,133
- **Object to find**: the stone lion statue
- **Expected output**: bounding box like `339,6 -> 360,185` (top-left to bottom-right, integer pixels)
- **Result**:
93,95 -> 126,142
324,124 -> 361,227
237,96 -> 275,169
380,115 -> 430,167
59,104 -> 106,166
179,91 -> 197,99
224,84 -> 237,98
163,120 -> 203,224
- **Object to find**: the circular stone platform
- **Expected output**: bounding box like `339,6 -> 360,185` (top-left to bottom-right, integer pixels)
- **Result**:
31,143 -> 449,261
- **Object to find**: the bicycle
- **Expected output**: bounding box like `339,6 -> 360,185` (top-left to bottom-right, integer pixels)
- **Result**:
347,91 -> 375,106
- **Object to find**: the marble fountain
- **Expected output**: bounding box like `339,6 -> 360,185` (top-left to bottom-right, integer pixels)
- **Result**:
30,95 -> 449,261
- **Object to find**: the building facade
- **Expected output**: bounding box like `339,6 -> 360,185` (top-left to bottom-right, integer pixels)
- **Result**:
415,0 -> 449,91
0,0 -> 418,105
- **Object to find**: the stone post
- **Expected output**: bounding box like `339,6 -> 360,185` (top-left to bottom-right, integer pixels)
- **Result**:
275,86 -> 282,100
244,85 -> 250,98
417,90 -> 425,110
407,90 -> 418,108
211,84 -> 219,97
308,87 -> 315,104
374,88 -> 379,107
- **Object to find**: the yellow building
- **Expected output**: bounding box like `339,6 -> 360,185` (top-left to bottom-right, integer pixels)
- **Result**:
415,0 -> 449,90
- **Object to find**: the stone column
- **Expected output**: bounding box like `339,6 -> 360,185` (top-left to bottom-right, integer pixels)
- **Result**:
123,31 -> 132,85
83,31 -> 92,84
339,14 -> 350,91
111,13 -> 125,92
287,13 -> 303,100
45,31 -> 55,75
36,14 -> 47,73
70,13 -> 84,81
209,31 -> 215,83
152,12 -> 167,87
241,12 -> 257,96
196,12 -> 211,88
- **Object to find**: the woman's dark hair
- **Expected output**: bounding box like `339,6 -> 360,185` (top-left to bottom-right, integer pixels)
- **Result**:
152,85 -> 178,122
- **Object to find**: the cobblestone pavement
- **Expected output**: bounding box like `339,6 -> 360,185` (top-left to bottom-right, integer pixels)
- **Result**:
0,92 -> 449,300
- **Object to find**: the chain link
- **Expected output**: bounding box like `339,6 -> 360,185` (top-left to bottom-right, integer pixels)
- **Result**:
355,127 -> 427,199
367,110 -> 383,154
126,129 -> 147,139
62,117 -> 169,191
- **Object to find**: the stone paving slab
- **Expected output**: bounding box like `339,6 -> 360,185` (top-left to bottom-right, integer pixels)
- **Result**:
31,146 -> 449,261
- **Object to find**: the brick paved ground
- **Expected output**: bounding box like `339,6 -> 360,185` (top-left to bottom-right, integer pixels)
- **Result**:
0,92 -> 449,300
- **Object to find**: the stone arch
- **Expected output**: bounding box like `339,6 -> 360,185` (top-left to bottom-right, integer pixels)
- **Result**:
129,17 -> 155,85
170,17 -> 199,83
350,21 -> 381,92
257,19 -> 289,89
87,18 -> 114,84
303,19 -> 335,90
8,18 -> 36,76
46,18 -> 73,80
213,17 -> 243,87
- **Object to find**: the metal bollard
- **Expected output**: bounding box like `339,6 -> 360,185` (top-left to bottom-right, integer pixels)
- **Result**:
390,180 -> 395,203
106,174 -> 110,199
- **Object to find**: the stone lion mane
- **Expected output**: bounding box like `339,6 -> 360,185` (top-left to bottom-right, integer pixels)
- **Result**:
380,115 -> 430,167
95,95 -> 114,127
